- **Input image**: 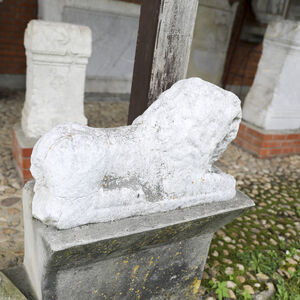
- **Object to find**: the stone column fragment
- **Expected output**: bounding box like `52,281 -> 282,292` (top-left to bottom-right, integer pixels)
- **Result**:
243,20 -> 300,130
22,20 -> 92,138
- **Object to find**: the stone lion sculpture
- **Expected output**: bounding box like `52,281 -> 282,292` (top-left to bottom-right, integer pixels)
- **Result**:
31,78 -> 242,229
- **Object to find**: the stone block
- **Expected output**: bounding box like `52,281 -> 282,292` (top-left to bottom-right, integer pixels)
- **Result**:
22,181 -> 254,300
21,20 -> 91,138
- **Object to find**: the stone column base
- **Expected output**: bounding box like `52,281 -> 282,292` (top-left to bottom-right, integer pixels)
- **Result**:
12,124 -> 37,183
235,121 -> 300,158
21,181 -> 254,300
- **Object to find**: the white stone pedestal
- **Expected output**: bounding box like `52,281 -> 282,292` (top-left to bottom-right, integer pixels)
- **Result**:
21,20 -> 92,138
243,20 -> 300,130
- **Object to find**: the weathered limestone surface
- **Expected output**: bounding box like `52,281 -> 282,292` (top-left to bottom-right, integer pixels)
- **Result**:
22,181 -> 254,300
243,20 -> 300,130
31,78 -> 242,229
21,20 -> 91,138
187,0 -> 238,85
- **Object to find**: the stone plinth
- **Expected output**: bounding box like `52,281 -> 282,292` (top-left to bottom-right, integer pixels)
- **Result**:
243,20 -> 300,131
12,124 -> 36,183
22,181 -> 254,300
21,20 -> 91,139
239,21 -> 300,157
235,121 -> 300,158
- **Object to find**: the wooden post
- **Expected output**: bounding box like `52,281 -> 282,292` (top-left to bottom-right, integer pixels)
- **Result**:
128,0 -> 199,124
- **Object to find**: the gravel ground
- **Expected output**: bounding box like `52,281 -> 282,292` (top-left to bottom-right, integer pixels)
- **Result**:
0,90 -> 299,299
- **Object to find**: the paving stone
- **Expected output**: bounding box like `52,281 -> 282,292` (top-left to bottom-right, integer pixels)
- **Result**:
243,285 -> 255,295
225,267 -> 234,275
256,273 -> 269,282
236,264 -> 245,272
223,249 -> 229,256
1,197 -> 20,207
223,258 -> 232,264
226,281 -> 237,289
228,289 -> 236,299
236,275 -> 246,283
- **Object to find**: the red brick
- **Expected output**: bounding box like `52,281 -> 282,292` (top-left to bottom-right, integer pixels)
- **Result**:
247,127 -> 264,139
252,137 -> 263,147
261,135 -> 273,141
22,157 -> 31,169
237,131 -> 248,140
293,140 -> 300,146
281,141 -> 292,147
272,134 -> 287,140
287,134 -> 300,140
261,141 -> 281,148
244,133 -> 253,143
23,169 -> 33,180
258,149 -> 270,157
0,0 -> 37,74
270,148 -> 282,155
22,148 -> 33,157
282,148 -> 294,154
239,123 -> 246,131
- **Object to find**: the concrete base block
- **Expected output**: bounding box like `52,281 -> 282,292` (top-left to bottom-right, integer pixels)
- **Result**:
22,181 -> 254,300
12,124 -> 37,183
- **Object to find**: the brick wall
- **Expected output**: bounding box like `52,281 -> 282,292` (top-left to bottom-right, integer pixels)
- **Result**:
226,41 -> 262,87
0,0 -> 37,75
235,122 -> 300,158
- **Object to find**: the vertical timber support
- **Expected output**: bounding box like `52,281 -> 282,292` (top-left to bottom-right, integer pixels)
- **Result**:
128,0 -> 199,124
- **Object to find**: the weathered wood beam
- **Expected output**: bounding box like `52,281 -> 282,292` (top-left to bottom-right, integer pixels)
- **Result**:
128,0 -> 199,124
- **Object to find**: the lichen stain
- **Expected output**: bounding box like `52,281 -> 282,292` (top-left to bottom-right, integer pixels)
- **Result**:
144,270 -> 150,282
132,265 -> 140,275
191,277 -> 201,295
149,256 -> 154,266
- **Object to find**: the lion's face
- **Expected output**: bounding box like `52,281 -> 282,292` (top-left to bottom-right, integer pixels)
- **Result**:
134,78 -> 241,171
